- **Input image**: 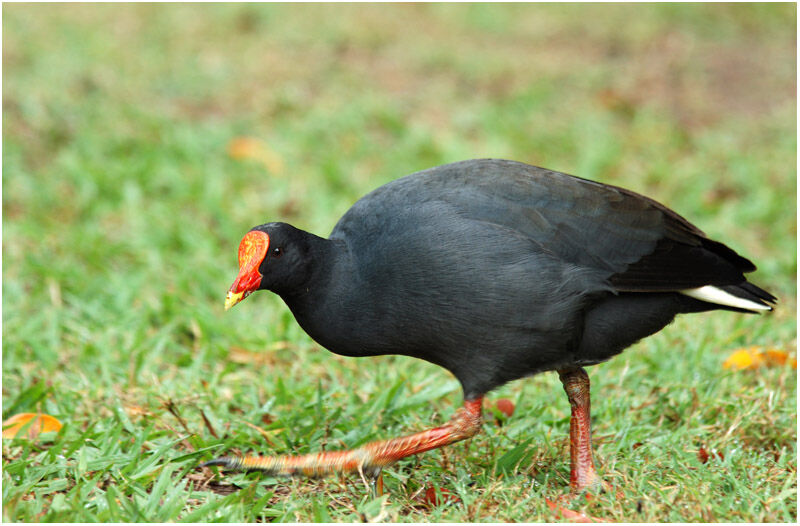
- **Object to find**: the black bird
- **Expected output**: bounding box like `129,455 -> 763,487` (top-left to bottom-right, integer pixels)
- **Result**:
208,159 -> 775,493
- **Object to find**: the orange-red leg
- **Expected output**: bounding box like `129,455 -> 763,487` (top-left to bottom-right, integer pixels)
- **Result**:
558,367 -> 602,494
204,398 -> 483,477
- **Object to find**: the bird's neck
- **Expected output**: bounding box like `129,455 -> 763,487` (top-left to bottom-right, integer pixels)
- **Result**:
278,234 -> 347,315
276,231 -> 338,294
278,236 -> 368,355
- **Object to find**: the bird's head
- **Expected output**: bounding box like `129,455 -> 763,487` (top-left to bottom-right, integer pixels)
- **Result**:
225,222 -> 313,310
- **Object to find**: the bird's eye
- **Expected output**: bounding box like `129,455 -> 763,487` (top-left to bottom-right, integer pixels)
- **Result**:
272,247 -> 283,258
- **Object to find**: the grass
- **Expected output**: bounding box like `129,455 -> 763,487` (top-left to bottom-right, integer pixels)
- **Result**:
2,3 -> 796,522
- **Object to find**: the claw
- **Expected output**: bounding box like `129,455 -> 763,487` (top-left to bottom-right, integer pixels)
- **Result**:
201,456 -> 244,470
201,455 -> 288,475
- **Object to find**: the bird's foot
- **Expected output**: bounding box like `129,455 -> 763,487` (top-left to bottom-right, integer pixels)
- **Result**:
545,472 -> 612,523
569,465 -> 610,498
202,398 -> 484,481
545,495 -> 612,523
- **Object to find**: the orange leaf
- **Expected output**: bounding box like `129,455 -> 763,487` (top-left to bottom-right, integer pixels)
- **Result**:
723,346 -> 796,370
723,348 -> 764,370
227,137 -> 261,159
545,498 -> 611,523
226,137 -> 284,174
423,486 -> 460,506
495,398 -> 515,417
228,346 -> 275,366
124,404 -> 150,417
697,446 -> 725,464
2,413 -> 62,439
763,349 -> 796,368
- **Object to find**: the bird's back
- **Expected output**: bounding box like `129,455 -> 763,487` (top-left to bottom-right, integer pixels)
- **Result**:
333,159 -> 759,290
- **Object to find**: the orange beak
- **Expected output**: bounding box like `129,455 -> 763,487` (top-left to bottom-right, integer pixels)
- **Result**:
225,230 -> 270,310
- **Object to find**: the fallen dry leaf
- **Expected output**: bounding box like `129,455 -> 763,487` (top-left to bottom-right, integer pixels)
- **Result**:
227,137 -> 284,174
124,404 -> 150,417
423,486 -> 460,507
228,343 -> 292,366
723,346 -> 796,370
723,348 -> 763,369
243,420 -> 278,447
495,398 -> 515,418
200,408 -> 219,439
228,346 -> 275,366
763,348 -> 796,368
2,413 -> 63,439
697,446 -> 724,464
545,498 -> 611,523
227,136 -> 261,159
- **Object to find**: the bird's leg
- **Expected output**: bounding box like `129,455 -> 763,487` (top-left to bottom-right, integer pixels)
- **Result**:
558,367 -> 603,495
203,398 -> 483,478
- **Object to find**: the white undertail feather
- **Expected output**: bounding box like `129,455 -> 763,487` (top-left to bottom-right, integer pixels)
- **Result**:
679,285 -> 772,312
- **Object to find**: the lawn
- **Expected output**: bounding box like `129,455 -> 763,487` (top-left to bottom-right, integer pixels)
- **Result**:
2,3 -> 796,522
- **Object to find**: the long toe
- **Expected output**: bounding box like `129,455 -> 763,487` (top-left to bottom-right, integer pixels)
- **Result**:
571,473 -> 610,498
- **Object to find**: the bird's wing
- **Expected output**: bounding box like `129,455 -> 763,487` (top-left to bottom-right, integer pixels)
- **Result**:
434,159 -> 756,292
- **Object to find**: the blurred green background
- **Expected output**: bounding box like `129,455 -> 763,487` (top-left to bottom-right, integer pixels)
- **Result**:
3,3 -> 796,522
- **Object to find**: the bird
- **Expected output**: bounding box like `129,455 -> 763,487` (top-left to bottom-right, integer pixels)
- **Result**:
205,158 -> 775,495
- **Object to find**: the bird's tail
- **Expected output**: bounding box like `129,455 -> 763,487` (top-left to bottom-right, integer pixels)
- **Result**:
680,282 -> 776,313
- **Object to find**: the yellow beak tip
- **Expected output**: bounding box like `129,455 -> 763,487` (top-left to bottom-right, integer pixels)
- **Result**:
225,291 -> 245,311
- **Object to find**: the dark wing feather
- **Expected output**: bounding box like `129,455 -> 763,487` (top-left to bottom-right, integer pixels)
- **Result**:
423,159 -> 756,292
609,239 -> 749,291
